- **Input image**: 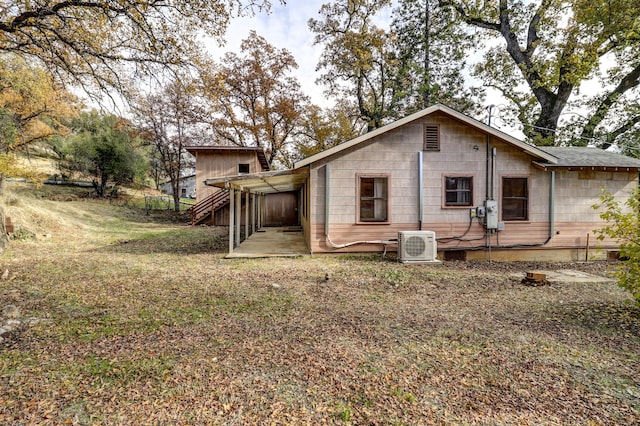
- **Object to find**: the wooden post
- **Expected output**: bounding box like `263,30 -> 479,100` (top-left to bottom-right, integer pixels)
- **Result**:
251,193 -> 256,233
235,190 -> 241,244
228,188 -> 234,253
585,233 -> 590,262
245,191 -> 250,239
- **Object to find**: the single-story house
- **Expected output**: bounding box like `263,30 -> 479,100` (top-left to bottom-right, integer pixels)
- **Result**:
203,104 -> 640,261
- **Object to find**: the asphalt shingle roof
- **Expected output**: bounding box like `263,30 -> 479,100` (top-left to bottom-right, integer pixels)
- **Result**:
538,147 -> 640,168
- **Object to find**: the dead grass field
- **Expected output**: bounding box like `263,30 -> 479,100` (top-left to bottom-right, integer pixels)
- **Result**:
0,182 -> 639,425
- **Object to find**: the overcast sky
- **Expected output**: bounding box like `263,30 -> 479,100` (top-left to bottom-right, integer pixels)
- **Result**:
205,1 -> 400,106
205,1 -> 330,104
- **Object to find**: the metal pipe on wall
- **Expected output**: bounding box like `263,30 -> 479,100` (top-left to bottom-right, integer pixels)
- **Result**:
491,147 -> 497,200
418,151 -> 424,231
549,170 -> 555,240
324,164 -> 330,237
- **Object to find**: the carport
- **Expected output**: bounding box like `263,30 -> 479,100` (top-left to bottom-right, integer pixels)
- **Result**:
205,168 -> 309,258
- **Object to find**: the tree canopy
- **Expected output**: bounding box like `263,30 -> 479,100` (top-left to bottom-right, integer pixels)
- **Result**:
309,0 -> 484,133
0,1 -> 276,97
205,31 -> 309,168
61,111 -> 148,197
390,0 -> 482,116
0,54 -> 78,152
439,0 -> 640,149
309,0 -> 395,132
132,77 -> 204,210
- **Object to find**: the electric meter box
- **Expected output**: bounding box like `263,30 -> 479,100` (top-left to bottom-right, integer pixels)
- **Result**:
484,199 -> 499,230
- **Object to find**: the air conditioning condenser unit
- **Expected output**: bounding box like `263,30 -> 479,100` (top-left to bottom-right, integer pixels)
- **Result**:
398,231 -> 440,264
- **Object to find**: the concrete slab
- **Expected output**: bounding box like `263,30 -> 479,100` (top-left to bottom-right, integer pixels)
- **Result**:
226,227 -> 309,258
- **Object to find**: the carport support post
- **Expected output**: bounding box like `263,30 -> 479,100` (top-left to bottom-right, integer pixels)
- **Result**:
235,190 -> 241,244
245,192 -> 250,239
251,194 -> 256,233
228,188 -> 235,253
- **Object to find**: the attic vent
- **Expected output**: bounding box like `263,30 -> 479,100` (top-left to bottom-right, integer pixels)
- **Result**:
423,125 -> 440,151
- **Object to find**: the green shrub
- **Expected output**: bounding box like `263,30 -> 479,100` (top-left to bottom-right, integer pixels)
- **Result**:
593,188 -> 640,306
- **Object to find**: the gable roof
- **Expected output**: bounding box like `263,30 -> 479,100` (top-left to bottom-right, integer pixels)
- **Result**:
294,104 -> 558,168
536,147 -> 640,170
185,145 -> 270,171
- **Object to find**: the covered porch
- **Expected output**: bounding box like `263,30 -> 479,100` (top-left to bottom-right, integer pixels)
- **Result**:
205,168 -> 309,258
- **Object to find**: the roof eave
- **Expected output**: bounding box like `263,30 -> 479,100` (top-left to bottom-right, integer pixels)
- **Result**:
293,104 -> 558,168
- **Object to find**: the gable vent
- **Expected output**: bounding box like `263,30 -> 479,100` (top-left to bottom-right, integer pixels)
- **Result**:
424,125 -> 440,151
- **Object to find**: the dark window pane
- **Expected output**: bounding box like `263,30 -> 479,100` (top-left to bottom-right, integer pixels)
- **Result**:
444,176 -> 472,206
502,177 -> 528,220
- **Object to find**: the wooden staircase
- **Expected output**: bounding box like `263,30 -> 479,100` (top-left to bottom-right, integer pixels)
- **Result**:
188,190 -> 230,225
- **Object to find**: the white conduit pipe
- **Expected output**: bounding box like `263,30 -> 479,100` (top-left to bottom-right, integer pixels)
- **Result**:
324,164 -> 397,249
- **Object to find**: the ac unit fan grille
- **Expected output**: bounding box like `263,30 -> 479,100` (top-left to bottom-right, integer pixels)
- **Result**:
405,235 -> 427,256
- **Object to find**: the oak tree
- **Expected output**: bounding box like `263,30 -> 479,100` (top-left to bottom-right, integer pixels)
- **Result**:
0,54 -> 78,152
61,111 -> 148,197
439,0 -> 640,148
309,0 -> 395,132
205,31 -> 309,168
133,77 -> 204,211
0,1 -> 277,97
296,100 -> 362,160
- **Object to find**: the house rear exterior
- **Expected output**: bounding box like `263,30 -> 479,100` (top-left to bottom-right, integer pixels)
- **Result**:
293,104 -> 640,261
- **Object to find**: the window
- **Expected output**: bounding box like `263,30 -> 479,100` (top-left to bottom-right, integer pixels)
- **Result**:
358,175 -> 389,222
444,176 -> 473,206
180,188 -> 187,197
502,177 -> 528,220
238,163 -> 250,174
424,124 -> 440,151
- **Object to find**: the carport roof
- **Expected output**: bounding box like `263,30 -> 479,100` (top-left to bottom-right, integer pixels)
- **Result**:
204,168 -> 308,194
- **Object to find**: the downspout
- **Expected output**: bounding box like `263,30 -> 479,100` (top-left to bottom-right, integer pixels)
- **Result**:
486,135 -> 490,201
548,170 -> 555,242
418,151 -> 424,231
324,164 -> 330,237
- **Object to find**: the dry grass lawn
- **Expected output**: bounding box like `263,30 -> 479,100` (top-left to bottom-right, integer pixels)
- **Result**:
0,182 -> 639,425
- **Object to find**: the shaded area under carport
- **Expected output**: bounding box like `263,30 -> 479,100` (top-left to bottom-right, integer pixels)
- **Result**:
225,226 -> 307,258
